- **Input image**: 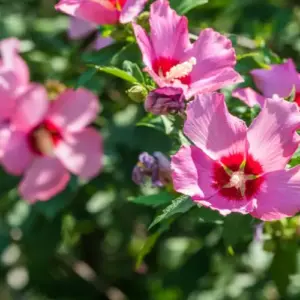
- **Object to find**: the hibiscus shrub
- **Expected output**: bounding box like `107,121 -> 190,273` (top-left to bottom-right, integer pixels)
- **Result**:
1,0 -> 300,299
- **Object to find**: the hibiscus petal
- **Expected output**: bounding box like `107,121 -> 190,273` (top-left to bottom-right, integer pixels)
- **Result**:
247,96 -> 300,173
132,23 -> 155,69
47,88 -> 100,132
232,87 -> 266,108
184,93 -> 248,160
12,84 -> 49,132
171,145 -> 216,198
55,128 -> 103,179
55,0 -> 119,25
0,38 -> 29,86
0,123 -> 12,158
0,82 -> 17,121
68,17 -> 96,39
195,194 -> 257,216
1,131 -> 34,175
250,59 -> 300,98
187,28 -> 242,97
251,167 -> 300,221
149,0 -> 191,59
120,0 -> 148,23
19,157 -> 70,203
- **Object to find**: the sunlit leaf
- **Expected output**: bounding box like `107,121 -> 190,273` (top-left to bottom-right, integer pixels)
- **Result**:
128,191 -> 175,207
149,195 -> 195,229
170,0 -> 209,14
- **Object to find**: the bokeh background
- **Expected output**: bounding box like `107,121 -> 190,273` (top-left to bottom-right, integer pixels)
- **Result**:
0,0 -> 300,299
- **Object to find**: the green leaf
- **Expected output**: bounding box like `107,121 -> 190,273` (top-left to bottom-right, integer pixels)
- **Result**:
223,214 -> 254,246
82,42 -> 125,65
198,207 -> 224,224
170,0 -> 208,14
137,114 -> 175,135
136,221 -> 172,268
128,191 -> 175,207
149,195 -> 195,229
270,240 -> 298,296
122,60 -> 145,83
136,231 -> 161,269
95,66 -> 138,84
76,68 -> 97,88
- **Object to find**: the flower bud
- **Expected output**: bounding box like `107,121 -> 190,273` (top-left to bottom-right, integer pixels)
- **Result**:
144,87 -> 184,115
45,80 -> 66,100
127,84 -> 148,102
132,152 -> 171,187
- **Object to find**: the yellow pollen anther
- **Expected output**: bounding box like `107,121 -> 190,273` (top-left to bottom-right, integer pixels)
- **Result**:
115,0 -> 122,11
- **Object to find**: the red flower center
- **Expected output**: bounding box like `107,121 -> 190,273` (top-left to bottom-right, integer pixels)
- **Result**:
108,0 -> 126,10
152,57 -> 192,85
212,153 -> 264,201
294,92 -> 300,107
28,120 -> 62,156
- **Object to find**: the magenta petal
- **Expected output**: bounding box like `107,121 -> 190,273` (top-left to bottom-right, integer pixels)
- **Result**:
12,84 -> 49,132
19,157 -> 70,203
55,128 -> 103,179
232,87 -> 266,108
1,131 -> 34,175
247,96 -> 300,173
47,88 -> 100,132
55,0 -> 119,25
149,0 -> 191,59
251,59 -> 300,98
120,0 -> 148,23
184,93 -> 247,160
251,167 -> 300,221
171,145 -> 216,199
68,17 -> 96,39
132,23 -> 155,69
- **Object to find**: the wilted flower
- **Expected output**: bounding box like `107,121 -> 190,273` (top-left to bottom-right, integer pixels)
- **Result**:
0,87 -> 103,202
56,0 -> 148,25
132,152 -> 171,186
68,17 -> 113,50
144,87 -> 184,115
233,59 -> 300,107
133,0 -> 242,99
171,93 -> 300,221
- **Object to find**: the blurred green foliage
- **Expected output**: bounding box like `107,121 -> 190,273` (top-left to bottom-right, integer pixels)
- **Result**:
1,0 -> 300,299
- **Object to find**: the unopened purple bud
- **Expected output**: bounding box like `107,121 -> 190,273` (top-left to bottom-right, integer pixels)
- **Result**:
139,152 -> 156,169
132,165 -> 145,185
144,87 -> 184,115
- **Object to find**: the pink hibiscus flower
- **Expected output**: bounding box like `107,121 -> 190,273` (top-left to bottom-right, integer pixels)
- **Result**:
55,0 -> 148,25
233,59 -> 300,107
132,0 -> 242,99
0,37 -> 30,90
0,38 -> 39,159
171,92 -> 300,221
0,87 -> 103,202
68,17 -> 113,50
